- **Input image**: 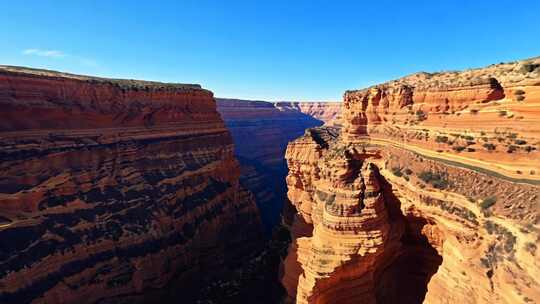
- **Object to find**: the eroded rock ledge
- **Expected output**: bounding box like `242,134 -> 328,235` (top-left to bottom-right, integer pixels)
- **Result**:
0,66 -> 263,303
282,57 -> 540,303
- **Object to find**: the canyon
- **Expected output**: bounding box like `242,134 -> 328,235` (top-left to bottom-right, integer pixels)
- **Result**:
1,56 -> 539,304
216,98 -> 340,231
282,57 -> 540,303
0,66 -> 263,303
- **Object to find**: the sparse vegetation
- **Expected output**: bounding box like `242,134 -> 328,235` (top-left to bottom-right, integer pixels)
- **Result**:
525,242 -> 537,255
415,109 -> 427,121
507,145 -> 518,153
519,62 -> 540,73
483,143 -> 496,151
391,167 -> 403,177
418,171 -> 450,189
480,196 -> 497,210
435,135 -> 449,143
452,146 -> 466,152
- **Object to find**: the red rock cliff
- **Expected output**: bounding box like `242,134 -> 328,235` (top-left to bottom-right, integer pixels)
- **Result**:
282,57 -> 540,303
0,66 -> 263,303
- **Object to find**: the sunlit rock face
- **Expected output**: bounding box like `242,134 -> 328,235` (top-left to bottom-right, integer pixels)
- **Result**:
0,66 -> 263,304
216,98 -> 341,231
282,57 -> 540,303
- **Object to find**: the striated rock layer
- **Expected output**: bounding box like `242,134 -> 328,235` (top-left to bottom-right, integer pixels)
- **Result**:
282,57 -> 540,303
217,98 -> 341,230
0,66 -> 263,303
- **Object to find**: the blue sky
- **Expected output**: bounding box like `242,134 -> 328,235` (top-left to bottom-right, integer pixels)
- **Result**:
1,1 -> 539,101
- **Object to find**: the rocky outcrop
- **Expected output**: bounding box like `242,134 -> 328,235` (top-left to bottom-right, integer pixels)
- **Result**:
217,98 -> 341,230
0,66 -> 263,304
282,57 -> 540,303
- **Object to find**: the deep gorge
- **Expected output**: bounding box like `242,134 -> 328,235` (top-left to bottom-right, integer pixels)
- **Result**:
1,56 -> 539,304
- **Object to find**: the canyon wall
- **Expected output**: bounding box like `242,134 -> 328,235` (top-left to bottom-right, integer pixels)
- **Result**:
217,98 -> 340,230
282,57 -> 540,303
0,66 -> 263,304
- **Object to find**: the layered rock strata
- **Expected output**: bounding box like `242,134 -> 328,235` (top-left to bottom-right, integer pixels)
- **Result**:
0,66 -> 263,304
282,57 -> 540,303
217,98 -> 341,230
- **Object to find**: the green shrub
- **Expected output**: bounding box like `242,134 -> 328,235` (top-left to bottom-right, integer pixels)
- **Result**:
525,242 -> 537,255
391,167 -> 403,177
480,196 -> 497,210
415,110 -> 427,121
520,63 -> 540,73
435,136 -> 449,143
418,171 -> 450,189
525,146 -> 536,152
483,143 -> 496,151
507,145 -> 518,153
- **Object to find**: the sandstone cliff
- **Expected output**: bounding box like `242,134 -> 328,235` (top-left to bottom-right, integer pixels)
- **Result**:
282,57 -> 540,303
0,66 -> 263,303
217,98 -> 341,231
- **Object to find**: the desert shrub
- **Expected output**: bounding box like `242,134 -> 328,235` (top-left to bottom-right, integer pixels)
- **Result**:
452,146 -> 466,152
404,168 -> 413,175
520,63 -> 540,73
480,196 -> 497,210
516,95 -> 525,101
466,148 -> 476,152
514,89 -> 525,95
483,143 -> 496,151
415,110 -> 427,121
418,171 -> 449,189
498,110 -> 507,117
463,135 -> 474,141
525,242 -> 537,255
470,109 -> 479,115
391,167 -> 403,177
524,146 -> 536,152
507,145 -> 518,153
514,139 -> 527,145
435,136 -> 448,143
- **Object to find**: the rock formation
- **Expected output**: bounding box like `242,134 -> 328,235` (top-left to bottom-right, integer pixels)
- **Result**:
0,66 -> 263,304
217,98 -> 341,231
282,57 -> 540,303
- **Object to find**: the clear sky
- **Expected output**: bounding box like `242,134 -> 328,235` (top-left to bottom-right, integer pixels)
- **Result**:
1,1 -> 539,101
